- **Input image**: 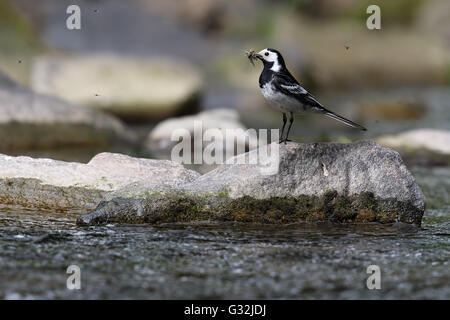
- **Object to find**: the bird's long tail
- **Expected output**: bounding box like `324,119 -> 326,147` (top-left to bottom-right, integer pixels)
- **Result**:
324,110 -> 367,131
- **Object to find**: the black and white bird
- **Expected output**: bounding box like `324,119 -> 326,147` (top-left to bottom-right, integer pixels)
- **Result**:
249,48 -> 366,143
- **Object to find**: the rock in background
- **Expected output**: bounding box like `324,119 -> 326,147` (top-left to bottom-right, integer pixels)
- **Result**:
376,128 -> 450,166
377,129 -> 450,155
0,72 -> 134,152
145,108 -> 260,173
31,55 -> 202,122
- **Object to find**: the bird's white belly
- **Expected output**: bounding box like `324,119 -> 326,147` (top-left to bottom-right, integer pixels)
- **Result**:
260,84 -> 306,114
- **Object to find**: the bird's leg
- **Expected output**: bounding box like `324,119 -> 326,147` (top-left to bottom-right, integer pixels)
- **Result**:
281,112 -> 294,144
279,113 -> 287,143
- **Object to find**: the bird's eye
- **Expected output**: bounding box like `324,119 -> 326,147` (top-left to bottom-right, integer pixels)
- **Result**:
264,52 -> 269,56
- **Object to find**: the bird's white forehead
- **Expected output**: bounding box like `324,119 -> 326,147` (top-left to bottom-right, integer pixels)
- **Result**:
258,49 -> 280,71
258,49 -> 277,58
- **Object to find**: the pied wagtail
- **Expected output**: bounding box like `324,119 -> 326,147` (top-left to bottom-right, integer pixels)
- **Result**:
247,48 -> 366,143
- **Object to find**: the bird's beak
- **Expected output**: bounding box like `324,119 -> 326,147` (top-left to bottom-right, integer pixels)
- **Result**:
253,53 -> 263,60
245,50 -> 263,67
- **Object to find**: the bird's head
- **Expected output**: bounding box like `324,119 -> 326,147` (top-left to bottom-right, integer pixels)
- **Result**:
253,48 -> 286,72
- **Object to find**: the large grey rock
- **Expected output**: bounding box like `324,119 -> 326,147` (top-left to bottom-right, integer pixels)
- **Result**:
0,72 -> 132,151
32,55 -> 202,121
78,141 -> 426,226
0,152 -> 200,211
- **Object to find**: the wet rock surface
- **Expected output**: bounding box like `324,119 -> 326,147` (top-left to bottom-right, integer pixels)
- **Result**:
78,141 -> 426,226
0,72 -> 131,151
0,152 -> 200,212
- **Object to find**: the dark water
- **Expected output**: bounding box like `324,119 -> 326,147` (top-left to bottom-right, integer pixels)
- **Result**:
0,167 -> 448,300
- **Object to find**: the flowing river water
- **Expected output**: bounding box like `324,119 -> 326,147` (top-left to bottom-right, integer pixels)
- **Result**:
0,166 -> 448,299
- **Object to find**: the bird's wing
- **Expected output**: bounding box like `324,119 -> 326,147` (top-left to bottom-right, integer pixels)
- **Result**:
273,73 -> 325,111
273,73 -> 367,130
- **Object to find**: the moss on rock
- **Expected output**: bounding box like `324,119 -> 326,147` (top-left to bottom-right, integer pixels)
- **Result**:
77,189 -> 424,226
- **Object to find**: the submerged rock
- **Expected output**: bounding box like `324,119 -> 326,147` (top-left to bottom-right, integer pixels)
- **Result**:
0,152 -> 200,211
31,55 -> 202,122
0,72 -> 132,151
78,141 -> 426,226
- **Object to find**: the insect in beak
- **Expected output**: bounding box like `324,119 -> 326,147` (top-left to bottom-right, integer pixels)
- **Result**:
245,50 -> 262,66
